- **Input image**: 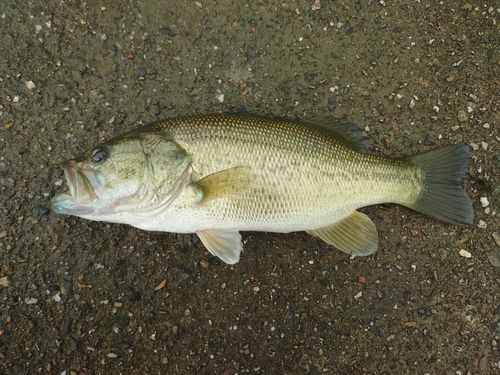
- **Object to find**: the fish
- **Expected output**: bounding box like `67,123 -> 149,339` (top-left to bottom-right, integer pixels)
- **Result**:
50,114 -> 474,264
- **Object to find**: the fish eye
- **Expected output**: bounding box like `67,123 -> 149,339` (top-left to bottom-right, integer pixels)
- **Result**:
91,148 -> 108,163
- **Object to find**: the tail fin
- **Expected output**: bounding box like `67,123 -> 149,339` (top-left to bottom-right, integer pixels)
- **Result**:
407,144 -> 474,225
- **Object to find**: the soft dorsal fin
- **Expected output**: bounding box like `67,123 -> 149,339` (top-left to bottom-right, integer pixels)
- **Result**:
192,167 -> 252,203
197,229 -> 242,264
301,116 -> 370,151
307,210 -> 378,256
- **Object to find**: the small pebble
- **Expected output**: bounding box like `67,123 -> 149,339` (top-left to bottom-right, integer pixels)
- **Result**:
479,354 -> 488,370
107,353 -> 118,358
457,110 -> 468,122
480,197 -> 490,207
0,276 -> 10,287
477,220 -> 487,229
459,249 -> 472,258
486,251 -> 500,267
493,321 -> 500,334
25,81 -> 36,89
128,292 -> 141,302
430,64 -> 440,73
154,279 -> 167,291
492,232 -> 500,247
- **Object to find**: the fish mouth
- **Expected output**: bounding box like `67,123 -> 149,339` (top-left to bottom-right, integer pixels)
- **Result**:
50,160 -> 99,215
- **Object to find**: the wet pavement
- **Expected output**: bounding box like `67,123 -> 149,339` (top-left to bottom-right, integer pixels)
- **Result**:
1,1 -> 499,374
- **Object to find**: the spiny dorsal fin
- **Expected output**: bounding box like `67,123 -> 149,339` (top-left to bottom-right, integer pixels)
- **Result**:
307,210 -> 378,256
192,167 -> 252,203
197,229 -> 242,264
301,116 -> 370,151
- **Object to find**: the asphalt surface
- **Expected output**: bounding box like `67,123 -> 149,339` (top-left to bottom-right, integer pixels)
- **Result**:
1,1 -> 499,374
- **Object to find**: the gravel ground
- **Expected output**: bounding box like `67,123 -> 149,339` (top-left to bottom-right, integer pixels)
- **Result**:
1,1 -> 499,374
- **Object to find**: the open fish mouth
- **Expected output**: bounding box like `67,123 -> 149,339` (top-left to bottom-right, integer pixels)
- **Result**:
50,160 -> 99,215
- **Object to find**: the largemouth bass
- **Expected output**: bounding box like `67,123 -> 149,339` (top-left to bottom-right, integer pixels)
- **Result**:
51,114 -> 473,264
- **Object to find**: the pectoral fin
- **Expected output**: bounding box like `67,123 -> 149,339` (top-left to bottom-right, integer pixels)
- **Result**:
307,211 -> 378,256
197,229 -> 243,264
192,167 -> 252,203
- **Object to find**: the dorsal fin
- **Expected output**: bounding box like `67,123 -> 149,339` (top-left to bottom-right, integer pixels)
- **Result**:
301,116 -> 370,151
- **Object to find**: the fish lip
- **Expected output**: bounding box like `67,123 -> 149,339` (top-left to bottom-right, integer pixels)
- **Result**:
63,160 -> 78,200
62,159 -> 99,203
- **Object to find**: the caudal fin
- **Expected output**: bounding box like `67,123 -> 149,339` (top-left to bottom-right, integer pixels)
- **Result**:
407,144 -> 474,225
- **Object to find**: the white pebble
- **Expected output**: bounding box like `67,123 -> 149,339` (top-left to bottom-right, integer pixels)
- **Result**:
481,142 -> 488,150
480,197 -> 489,207
25,297 -> 38,305
459,249 -> 472,258
25,81 -> 36,89
107,353 -> 118,358
469,143 -> 479,151
217,93 -> 224,103
433,105 -> 439,113
253,286 -> 260,292
354,291 -> 362,300
477,220 -> 487,229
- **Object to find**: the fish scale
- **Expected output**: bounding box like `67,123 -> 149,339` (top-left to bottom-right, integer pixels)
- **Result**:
150,115 -> 417,229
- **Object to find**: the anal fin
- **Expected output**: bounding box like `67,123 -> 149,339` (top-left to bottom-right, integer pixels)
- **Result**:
197,229 -> 243,264
307,211 -> 378,256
